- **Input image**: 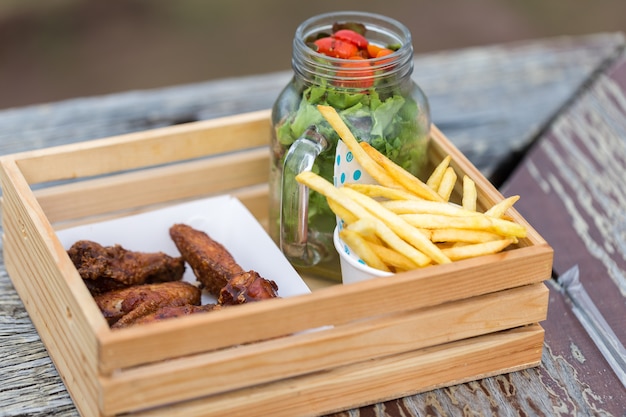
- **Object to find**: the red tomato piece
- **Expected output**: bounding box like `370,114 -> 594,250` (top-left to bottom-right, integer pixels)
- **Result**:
314,37 -> 358,59
333,29 -> 369,49
354,49 -> 370,59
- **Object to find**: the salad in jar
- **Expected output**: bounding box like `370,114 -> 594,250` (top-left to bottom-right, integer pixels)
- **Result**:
270,13 -> 431,278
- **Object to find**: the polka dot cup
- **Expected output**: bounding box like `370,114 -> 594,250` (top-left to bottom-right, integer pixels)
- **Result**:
333,139 -> 376,189
333,227 -> 393,284
333,140 -> 393,284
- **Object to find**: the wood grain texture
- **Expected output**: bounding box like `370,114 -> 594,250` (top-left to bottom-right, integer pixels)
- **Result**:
0,108 -> 552,416
0,33 -> 624,417
0,33 -> 622,179
503,54 -> 626,341
501,52 -> 626,415
99,285 -> 547,415
414,33 -> 625,180
123,325 -> 545,417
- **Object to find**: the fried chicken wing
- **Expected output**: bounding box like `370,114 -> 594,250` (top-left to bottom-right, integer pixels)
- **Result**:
94,281 -> 201,326
219,270 -> 279,306
68,240 -> 185,295
115,303 -> 223,328
169,223 -> 244,296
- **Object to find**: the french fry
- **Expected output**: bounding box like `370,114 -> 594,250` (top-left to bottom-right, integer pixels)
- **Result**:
416,228 -> 433,240
339,229 -> 390,272
485,195 -> 520,218
340,187 -> 451,264
296,110 -> 528,274
317,105 -> 400,188
400,213 -> 527,238
327,198 -> 358,225
441,239 -> 515,261
345,218 -> 385,246
427,155 -> 451,190
345,218 -> 378,238
296,171 -> 370,220
429,228 -> 502,243
360,141 -> 444,202
363,219 -> 431,267
344,183 -> 422,201
437,167 -> 457,201
365,241 -> 422,271
343,214 -> 431,267
361,232 -> 384,246
462,175 -> 477,211
381,200 -> 481,217
297,171 -> 431,267
344,211 -> 432,267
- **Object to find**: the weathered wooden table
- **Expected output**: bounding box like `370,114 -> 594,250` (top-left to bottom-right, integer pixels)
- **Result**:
1,32 -> 625,416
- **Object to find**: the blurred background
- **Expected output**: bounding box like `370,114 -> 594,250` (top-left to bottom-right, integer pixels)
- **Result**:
2,0 -> 626,110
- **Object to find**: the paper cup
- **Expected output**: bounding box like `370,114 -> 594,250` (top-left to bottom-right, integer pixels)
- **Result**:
333,139 -> 373,232
333,227 -> 393,284
333,139 -> 376,186
333,139 -> 393,283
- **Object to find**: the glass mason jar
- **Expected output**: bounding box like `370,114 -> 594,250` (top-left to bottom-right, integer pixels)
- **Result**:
270,11 -> 431,280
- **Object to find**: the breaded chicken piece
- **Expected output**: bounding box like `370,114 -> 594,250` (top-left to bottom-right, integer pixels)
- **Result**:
115,303 -> 223,328
219,270 -> 279,306
94,281 -> 201,326
68,240 -> 185,295
169,223 -> 244,296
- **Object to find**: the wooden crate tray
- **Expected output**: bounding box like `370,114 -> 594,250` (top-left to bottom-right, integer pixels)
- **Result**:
0,109 -> 553,417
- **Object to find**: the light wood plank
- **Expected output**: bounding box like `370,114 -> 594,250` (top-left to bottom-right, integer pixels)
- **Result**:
100,284 -> 547,414
13,109 -> 271,185
128,325 -> 545,417
36,147 -> 270,225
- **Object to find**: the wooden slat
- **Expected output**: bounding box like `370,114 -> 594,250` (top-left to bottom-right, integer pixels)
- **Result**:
100,284 -> 548,414
96,241 -> 551,373
0,160 -> 104,417
128,325 -> 545,417
35,147 -> 270,224
13,109 -> 271,185
2,238 -> 101,417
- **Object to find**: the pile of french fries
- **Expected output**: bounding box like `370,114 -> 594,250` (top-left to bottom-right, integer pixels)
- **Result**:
296,105 -> 527,273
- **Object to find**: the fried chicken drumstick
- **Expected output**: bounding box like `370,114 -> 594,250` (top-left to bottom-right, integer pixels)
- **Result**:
68,240 -> 185,295
219,270 -> 279,305
82,223 -> 280,329
169,223 -> 279,302
118,303 -> 222,327
169,223 -> 244,296
94,281 -> 201,327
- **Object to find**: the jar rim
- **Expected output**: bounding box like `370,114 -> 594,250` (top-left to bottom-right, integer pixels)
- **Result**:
292,11 -> 414,87
294,11 -> 413,61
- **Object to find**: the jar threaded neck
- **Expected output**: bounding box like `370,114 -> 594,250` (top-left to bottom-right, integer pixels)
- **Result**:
292,11 -> 414,89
